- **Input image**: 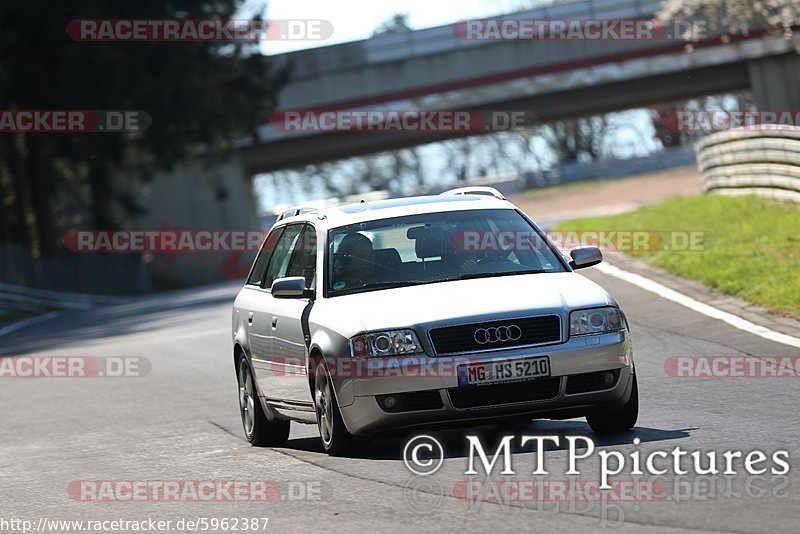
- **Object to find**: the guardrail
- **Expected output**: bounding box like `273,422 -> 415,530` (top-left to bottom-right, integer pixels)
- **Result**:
696,127 -> 800,203
0,283 -> 132,312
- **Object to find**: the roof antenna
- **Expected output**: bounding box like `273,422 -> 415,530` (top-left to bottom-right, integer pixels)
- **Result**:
360,199 -> 365,203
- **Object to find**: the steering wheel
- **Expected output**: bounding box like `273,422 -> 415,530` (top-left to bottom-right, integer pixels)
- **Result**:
475,256 -> 516,266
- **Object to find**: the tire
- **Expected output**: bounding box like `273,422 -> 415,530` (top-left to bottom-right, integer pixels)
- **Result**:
237,354 -> 290,447
313,359 -> 370,457
586,373 -> 638,434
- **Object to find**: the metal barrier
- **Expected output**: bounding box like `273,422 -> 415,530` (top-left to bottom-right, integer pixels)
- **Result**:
0,243 -> 149,313
0,283 -> 132,312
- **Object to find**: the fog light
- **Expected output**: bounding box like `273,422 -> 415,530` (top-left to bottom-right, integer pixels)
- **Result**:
352,336 -> 368,357
382,395 -> 398,410
602,372 -> 615,386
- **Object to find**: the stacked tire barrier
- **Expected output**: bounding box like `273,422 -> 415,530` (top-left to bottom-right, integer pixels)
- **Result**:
696,127 -> 800,203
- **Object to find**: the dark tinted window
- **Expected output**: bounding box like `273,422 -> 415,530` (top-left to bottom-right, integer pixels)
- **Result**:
246,227 -> 284,286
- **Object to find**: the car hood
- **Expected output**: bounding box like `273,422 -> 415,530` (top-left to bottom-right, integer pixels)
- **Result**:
327,272 -> 614,332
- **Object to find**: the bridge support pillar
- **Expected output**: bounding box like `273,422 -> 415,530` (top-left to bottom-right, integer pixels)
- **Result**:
748,53 -> 800,110
114,152 -> 261,288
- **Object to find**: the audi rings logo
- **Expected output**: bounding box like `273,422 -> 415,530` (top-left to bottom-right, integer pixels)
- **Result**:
473,324 -> 522,345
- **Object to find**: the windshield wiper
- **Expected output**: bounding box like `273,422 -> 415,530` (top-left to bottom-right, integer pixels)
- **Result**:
338,280 -> 429,293
455,269 -> 547,281
334,271 -> 547,295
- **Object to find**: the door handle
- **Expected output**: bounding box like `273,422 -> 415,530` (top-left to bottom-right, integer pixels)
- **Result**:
272,316 -> 278,329
247,312 -> 254,325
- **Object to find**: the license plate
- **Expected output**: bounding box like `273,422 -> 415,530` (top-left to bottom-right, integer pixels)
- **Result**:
457,356 -> 551,387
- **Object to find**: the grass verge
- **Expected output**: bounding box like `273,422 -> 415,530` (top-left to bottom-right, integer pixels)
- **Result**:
556,194 -> 800,319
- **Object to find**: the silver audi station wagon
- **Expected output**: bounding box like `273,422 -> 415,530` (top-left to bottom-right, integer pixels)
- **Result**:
232,187 -> 637,455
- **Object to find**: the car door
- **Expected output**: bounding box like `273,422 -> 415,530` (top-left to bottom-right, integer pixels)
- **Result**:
268,223 -> 318,406
247,223 -> 304,397
236,225 -> 283,385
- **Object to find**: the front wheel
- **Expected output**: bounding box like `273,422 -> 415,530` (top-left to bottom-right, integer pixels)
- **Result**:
314,359 -> 369,457
586,373 -> 638,433
238,354 -> 290,446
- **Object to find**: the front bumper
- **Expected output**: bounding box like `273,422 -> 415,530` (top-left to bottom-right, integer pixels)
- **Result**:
335,330 -> 633,437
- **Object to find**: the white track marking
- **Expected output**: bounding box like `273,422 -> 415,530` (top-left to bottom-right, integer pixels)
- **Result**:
596,262 -> 800,349
0,311 -> 59,338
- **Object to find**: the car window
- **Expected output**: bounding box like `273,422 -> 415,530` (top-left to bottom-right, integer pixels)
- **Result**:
262,224 -> 303,289
246,227 -> 284,286
286,224 -> 317,288
327,209 -> 566,296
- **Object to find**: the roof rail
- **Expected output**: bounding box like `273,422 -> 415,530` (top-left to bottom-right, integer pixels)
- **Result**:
276,206 -> 321,221
440,186 -> 506,200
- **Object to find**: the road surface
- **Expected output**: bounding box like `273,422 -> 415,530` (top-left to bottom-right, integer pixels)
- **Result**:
1,268 -> 798,533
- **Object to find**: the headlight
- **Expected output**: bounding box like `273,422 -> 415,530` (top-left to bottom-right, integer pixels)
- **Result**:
569,307 -> 623,336
350,329 -> 423,358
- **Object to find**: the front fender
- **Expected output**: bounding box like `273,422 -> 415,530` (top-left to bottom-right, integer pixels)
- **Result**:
232,307 -> 251,361
309,328 -> 355,407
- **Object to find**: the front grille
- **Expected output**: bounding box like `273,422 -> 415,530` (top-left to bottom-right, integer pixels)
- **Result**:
448,377 -> 561,409
376,390 -> 444,413
429,315 -> 561,355
565,369 -> 621,394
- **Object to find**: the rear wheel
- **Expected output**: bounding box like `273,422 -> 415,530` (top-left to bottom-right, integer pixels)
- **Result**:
238,354 -> 290,446
314,359 -> 369,457
586,373 -> 638,433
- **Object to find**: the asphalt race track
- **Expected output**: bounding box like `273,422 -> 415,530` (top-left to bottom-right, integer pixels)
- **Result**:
1,269 -> 799,533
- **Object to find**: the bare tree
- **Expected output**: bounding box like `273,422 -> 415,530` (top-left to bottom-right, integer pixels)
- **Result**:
372,13 -> 412,36
658,0 -> 800,39
540,118 -> 609,163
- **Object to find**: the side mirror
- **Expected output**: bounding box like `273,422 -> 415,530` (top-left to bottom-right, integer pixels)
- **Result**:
569,246 -> 603,270
271,277 -> 313,299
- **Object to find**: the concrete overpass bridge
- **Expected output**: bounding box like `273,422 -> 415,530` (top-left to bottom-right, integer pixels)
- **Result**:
116,0 -> 800,286
239,0 -> 800,173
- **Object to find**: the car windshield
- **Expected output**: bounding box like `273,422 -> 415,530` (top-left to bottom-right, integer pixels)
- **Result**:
326,208 -> 567,296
